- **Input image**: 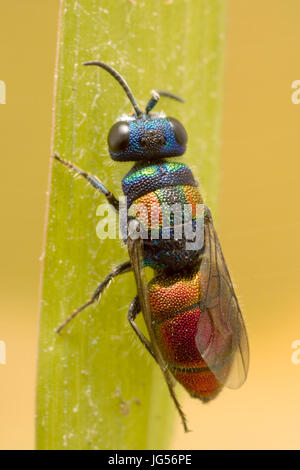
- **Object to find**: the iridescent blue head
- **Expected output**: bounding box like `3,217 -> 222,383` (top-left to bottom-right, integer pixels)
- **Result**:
84,61 -> 188,162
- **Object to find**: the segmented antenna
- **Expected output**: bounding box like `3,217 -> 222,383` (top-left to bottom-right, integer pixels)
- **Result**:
146,89 -> 184,113
83,61 -> 143,117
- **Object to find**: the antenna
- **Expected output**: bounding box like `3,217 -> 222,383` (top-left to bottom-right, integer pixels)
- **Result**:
145,90 -> 184,114
83,61 -> 143,117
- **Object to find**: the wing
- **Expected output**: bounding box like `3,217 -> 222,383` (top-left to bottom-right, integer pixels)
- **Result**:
127,220 -> 188,431
195,207 -> 249,389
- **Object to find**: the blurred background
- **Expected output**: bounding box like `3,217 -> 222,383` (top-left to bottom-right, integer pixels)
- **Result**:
0,0 -> 300,449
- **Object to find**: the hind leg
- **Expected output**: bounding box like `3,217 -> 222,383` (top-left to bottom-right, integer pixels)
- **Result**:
127,296 -> 156,361
127,296 -> 189,432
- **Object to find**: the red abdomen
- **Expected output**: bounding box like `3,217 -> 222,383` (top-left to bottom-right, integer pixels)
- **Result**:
148,268 -> 222,400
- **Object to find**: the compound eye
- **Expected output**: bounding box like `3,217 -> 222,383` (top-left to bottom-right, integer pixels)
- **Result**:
168,117 -> 188,146
108,121 -> 130,153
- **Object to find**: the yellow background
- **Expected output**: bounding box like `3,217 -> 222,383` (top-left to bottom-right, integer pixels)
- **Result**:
0,0 -> 300,449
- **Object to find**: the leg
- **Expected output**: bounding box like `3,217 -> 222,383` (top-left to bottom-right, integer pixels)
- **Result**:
127,296 -> 156,361
56,261 -> 131,333
127,226 -> 189,432
128,297 -> 189,432
53,153 -> 119,211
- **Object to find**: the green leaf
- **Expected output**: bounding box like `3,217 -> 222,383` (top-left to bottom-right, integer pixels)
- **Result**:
36,0 -> 226,450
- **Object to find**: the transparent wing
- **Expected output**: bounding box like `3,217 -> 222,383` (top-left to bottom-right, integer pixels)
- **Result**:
195,208 -> 249,389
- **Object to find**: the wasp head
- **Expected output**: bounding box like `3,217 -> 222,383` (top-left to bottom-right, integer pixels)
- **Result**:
107,113 -> 187,161
84,61 -> 188,162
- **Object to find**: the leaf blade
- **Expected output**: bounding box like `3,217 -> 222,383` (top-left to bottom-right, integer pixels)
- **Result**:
36,0 -> 226,450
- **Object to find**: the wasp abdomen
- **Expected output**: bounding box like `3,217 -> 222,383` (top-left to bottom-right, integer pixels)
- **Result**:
148,269 -> 222,400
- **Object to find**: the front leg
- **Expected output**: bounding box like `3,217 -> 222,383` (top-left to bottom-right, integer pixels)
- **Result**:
53,154 -> 119,211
